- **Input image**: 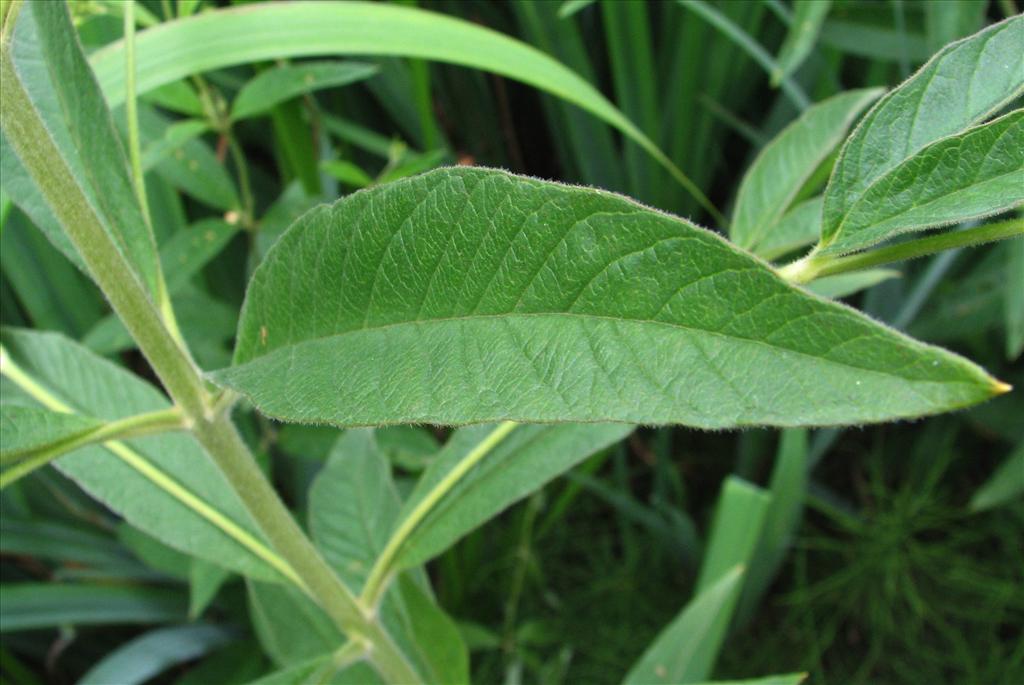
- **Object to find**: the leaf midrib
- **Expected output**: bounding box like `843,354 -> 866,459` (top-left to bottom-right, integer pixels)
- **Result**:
238,309 -> 979,389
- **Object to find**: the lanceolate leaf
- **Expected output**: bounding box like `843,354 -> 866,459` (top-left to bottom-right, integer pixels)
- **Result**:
308,430 -> 400,590
821,15 -> 1024,249
623,566 -> 744,684
0,583 -> 186,632
215,168 -> 1004,429
4,1 -> 164,302
755,196 -> 823,261
231,61 -> 380,121
820,109 -> 1024,255
732,89 -> 883,251
395,423 -> 632,568
1,328 -> 284,583
0,404 -> 103,463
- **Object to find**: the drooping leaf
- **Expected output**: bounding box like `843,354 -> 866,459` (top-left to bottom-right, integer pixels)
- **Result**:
0,583 -> 186,632
622,567 -> 745,684
821,16 -> 1024,250
394,423 -> 632,568
308,430 -> 400,590
1,328 -> 283,582
79,625 -> 234,685
731,89 -> 882,251
87,0 -> 714,214
969,442 -> 1024,512
820,109 -> 1024,255
232,61 -> 379,121
771,0 -> 831,87
0,404 -> 103,463
214,167 -> 1004,429
3,1 -> 164,301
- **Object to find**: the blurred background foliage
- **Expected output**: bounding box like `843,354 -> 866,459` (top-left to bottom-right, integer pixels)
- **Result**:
1,0 -> 1022,684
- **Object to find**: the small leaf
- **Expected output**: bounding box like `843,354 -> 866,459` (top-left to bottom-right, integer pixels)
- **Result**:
308,430 -> 400,591
623,567 -> 745,684
771,0 -> 831,87
755,196 -> 823,261
243,655 -> 381,685
731,89 -> 882,251
395,423 -> 632,568
0,404 -> 103,463
822,16 -> 1024,248
232,61 -> 379,121
821,109 -> 1024,255
215,168 -> 1004,429
806,268 -> 900,299
969,442 -> 1024,512
247,581 -> 341,667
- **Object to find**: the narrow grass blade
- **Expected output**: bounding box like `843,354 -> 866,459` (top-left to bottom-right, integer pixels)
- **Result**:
772,0 -> 830,86
969,442 -> 1024,512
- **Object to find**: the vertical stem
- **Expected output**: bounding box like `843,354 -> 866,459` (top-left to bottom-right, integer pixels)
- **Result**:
124,0 -> 151,227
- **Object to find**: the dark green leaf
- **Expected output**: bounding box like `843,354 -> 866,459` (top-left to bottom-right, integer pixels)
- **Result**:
79,625 -> 234,685
0,404 -> 102,463
232,61 -> 379,121
0,583 -> 186,632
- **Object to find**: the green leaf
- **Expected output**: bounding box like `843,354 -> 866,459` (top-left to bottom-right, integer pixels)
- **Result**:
247,581 -> 342,667
232,61 -> 379,121
308,430 -> 400,591
214,167 -> 1004,429
0,519 -> 136,571
0,404 -> 102,463
622,566 -> 745,684
1,328 -> 285,582
771,0 -> 830,87
821,16 -> 1024,250
731,89 -> 883,251
806,268 -> 900,299
88,0 -> 716,217
1006,235 -> 1024,360
689,676 -> 806,685
737,430 -> 808,622
5,1 -> 164,302
79,625 -> 234,685
159,219 -> 240,292
820,109 -> 1024,255
0,583 -> 186,632
189,559 -> 230,619
969,442 -> 1024,512
754,196 -> 823,261
321,160 -> 374,189
395,423 -> 632,568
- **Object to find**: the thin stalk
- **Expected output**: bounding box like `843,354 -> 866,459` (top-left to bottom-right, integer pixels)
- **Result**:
228,137 -> 256,229
361,421 -> 519,607
779,218 -> 1024,284
0,407 -> 186,487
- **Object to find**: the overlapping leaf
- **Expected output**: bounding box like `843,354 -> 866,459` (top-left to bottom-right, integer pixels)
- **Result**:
1,328 -> 282,582
821,15 -> 1024,253
731,89 -> 882,251
0,404 -> 102,463
215,168 -> 1004,429
231,61 -> 379,121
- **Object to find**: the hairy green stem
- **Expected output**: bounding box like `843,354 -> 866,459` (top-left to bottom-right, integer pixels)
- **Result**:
1,20 -> 419,683
361,421 -> 519,607
779,218 -> 1024,285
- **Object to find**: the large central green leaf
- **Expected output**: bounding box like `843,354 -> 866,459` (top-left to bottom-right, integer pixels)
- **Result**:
213,168 -> 1003,428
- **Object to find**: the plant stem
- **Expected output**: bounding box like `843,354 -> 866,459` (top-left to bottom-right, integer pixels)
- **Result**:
0,407 -> 186,488
779,218 -> 1024,284
361,421 -> 519,607
1,19 -> 419,683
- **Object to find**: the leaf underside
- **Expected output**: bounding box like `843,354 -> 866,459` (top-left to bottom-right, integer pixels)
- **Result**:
213,168 -> 1001,429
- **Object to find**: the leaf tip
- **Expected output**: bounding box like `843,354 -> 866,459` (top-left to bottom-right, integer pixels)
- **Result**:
992,379 -> 1013,395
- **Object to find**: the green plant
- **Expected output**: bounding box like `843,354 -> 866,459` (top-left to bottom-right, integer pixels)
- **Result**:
1,1 -> 1021,683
